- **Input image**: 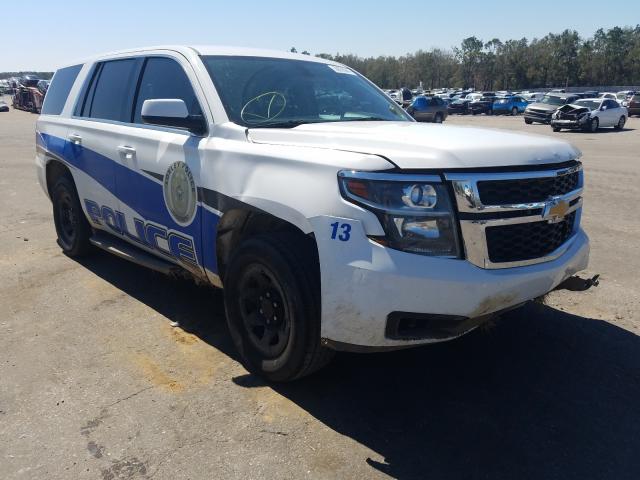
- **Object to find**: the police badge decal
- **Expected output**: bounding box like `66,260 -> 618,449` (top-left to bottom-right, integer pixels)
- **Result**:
163,161 -> 197,226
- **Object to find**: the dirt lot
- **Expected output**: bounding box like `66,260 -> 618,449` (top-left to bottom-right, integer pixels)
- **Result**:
1,101 -> 639,480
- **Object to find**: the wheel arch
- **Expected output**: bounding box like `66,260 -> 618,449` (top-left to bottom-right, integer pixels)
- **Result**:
215,206 -> 318,281
45,159 -> 73,197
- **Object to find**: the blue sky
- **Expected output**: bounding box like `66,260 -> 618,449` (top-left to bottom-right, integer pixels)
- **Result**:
1,0 -> 637,71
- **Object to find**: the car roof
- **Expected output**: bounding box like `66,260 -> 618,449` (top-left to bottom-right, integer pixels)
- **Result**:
55,45 -> 340,70
545,92 -> 577,98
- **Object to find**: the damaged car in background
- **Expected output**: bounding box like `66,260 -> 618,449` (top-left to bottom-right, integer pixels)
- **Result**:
551,98 -> 628,132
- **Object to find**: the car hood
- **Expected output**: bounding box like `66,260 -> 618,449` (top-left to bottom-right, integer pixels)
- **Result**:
527,102 -> 561,112
247,121 -> 581,169
557,104 -> 593,114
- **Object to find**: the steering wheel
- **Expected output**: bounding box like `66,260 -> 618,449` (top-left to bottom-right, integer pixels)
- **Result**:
240,91 -> 286,124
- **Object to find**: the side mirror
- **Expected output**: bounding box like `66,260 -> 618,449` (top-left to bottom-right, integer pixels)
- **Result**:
141,99 -> 206,135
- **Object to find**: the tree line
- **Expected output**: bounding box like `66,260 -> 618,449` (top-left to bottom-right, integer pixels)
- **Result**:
313,26 -> 640,90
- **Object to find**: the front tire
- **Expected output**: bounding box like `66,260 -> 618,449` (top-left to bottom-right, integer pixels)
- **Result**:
223,233 -> 333,382
552,126 -> 561,132
524,118 -> 533,124
589,117 -> 599,132
52,175 -> 92,257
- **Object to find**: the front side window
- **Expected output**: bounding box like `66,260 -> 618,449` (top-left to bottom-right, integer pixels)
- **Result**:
85,59 -> 139,122
201,56 -> 410,127
41,64 -> 82,115
133,57 -> 202,124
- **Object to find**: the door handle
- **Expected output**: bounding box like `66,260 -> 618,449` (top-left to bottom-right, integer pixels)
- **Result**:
68,133 -> 82,145
117,145 -> 136,159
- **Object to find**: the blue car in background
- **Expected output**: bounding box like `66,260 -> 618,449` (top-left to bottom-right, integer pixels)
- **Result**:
492,95 -> 529,115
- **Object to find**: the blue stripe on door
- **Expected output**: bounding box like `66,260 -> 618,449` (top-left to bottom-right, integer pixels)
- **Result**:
39,132 -> 220,275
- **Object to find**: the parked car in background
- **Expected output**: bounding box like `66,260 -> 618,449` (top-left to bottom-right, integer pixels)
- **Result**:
616,91 -> 635,107
447,98 -> 471,114
598,92 -> 617,101
37,80 -> 50,95
627,94 -> 640,116
582,90 -> 599,98
406,95 -> 448,122
469,95 -> 496,115
524,93 -> 580,124
551,98 -> 628,132
465,92 -> 482,103
522,92 -> 544,103
491,95 -> 528,115
0,100 -> 9,112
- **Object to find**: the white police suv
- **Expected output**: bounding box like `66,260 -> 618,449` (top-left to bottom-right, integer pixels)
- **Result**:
36,46 -> 590,381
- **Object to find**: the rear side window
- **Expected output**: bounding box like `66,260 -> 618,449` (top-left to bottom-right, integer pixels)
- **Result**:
83,59 -> 139,122
41,64 -> 82,115
133,57 -> 202,124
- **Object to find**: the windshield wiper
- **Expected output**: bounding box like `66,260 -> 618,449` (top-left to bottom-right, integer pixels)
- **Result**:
249,120 -> 321,129
340,116 -> 388,122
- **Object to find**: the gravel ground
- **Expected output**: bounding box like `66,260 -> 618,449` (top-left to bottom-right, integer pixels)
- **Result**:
1,102 -> 639,480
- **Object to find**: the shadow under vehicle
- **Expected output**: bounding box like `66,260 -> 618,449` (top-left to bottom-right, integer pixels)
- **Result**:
73,249 -> 640,480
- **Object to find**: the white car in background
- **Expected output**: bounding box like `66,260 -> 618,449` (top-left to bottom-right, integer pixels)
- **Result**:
522,92 -> 545,103
616,91 -> 635,107
551,98 -> 628,132
598,92 -> 618,101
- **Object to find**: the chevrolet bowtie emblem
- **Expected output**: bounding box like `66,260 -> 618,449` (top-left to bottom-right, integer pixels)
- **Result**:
543,197 -> 570,223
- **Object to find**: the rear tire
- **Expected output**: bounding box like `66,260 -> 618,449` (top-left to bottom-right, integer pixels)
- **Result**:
433,113 -> 443,123
552,126 -> 561,132
52,175 -> 92,257
223,233 -> 334,382
524,118 -> 533,124
614,116 -> 626,130
511,107 -> 518,116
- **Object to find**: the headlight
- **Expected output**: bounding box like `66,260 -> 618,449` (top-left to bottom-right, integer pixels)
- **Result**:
338,171 -> 460,257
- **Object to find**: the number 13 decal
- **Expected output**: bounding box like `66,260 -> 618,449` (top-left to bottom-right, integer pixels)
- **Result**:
330,222 -> 351,241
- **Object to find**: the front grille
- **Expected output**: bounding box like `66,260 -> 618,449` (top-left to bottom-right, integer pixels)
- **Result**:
477,170 -> 579,205
485,212 -> 576,263
526,109 -> 552,119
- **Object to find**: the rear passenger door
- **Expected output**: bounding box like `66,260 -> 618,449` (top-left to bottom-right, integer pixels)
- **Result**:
111,54 -> 208,275
66,58 -> 142,233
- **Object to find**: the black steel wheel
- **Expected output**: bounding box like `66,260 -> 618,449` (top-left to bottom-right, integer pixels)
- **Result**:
52,175 -> 92,256
237,263 -> 291,358
224,233 -> 333,382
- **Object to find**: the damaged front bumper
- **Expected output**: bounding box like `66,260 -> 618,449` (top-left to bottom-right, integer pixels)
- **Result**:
551,105 -> 592,129
311,216 -> 590,350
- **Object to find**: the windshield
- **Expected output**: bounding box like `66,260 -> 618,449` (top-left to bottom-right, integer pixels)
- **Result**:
539,95 -> 566,106
574,100 -> 600,110
201,56 -> 410,127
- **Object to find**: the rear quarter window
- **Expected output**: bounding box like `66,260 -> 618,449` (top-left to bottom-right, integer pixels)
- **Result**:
41,64 -> 82,115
